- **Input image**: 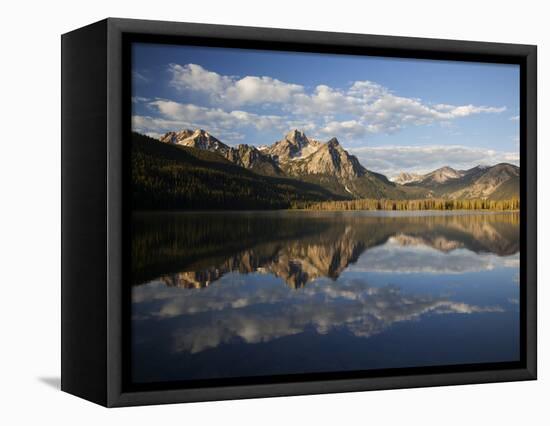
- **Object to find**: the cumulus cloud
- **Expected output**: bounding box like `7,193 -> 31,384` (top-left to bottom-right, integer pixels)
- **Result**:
149,99 -> 284,130
150,63 -> 508,139
133,114 -> 249,142
131,63 -> 513,174
227,75 -> 304,104
132,98 -> 287,140
292,84 -> 362,116
320,120 -> 369,138
288,81 -> 505,134
433,103 -> 507,117
294,82 -> 504,133
131,96 -> 150,104
349,144 -> 519,177
169,63 -> 232,95
169,63 -> 304,106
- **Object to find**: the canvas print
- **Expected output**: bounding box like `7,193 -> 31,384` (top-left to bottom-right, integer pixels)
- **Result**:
129,43 -> 520,386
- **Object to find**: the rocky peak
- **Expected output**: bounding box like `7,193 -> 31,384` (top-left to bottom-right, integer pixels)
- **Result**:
230,144 -> 263,167
158,129 -> 283,176
393,172 -> 423,185
159,129 -> 195,144
326,137 -> 341,148
282,136 -> 365,180
422,166 -> 464,184
159,128 -> 230,154
285,129 -> 308,145
267,129 -> 321,163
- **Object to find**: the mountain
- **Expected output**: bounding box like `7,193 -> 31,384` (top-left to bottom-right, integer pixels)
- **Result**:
160,129 -> 282,176
267,130 -> 366,181
462,165 -> 490,175
393,172 -> 423,185
286,137 -> 416,199
131,132 -> 340,210
282,137 -> 366,180
158,128 -> 406,199
488,175 -> 520,200
151,128 -> 519,204
224,144 -> 282,176
266,129 -> 322,163
269,132 -> 409,198
448,163 -> 519,199
394,166 -> 491,187
160,129 -> 231,155
399,163 -> 519,200
419,166 -> 465,185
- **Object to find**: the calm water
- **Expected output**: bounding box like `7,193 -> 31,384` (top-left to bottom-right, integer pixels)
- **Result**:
131,211 -> 520,384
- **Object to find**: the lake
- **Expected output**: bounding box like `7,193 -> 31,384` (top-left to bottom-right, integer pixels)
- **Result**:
130,210 -> 520,384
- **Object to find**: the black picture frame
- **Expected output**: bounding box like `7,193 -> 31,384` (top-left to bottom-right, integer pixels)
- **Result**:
61,17 -> 537,407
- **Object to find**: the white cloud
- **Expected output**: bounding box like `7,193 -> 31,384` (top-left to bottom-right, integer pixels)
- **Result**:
132,63 -> 511,153
510,115 -> 520,121
348,80 -> 388,99
134,99 -> 286,136
292,84 -> 362,116
320,120 -> 368,138
133,114 -> 247,143
131,96 -> 150,103
169,63 -> 303,106
349,144 -> 519,177
169,64 -> 506,131
227,75 -> 303,104
434,104 -> 507,118
169,63 -> 232,95
289,81 -> 505,134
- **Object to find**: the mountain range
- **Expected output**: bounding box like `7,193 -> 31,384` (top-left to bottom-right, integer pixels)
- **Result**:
392,163 -> 519,199
132,128 -> 519,209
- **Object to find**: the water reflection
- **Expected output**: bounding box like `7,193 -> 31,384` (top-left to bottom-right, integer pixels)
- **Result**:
136,278 -> 504,354
131,211 -> 520,383
132,211 -> 519,288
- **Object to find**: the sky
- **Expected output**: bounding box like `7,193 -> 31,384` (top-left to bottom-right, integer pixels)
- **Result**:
131,43 -> 520,177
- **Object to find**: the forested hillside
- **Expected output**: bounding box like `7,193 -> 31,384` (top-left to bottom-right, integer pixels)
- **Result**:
131,133 -> 343,210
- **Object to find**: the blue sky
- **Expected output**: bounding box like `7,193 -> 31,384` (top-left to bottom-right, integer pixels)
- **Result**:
132,43 -> 519,177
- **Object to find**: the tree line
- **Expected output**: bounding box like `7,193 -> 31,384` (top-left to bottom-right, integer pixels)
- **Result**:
291,197 -> 520,211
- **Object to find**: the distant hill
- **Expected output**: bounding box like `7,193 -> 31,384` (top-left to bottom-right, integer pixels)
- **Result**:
394,164 -> 519,200
485,175 -> 520,200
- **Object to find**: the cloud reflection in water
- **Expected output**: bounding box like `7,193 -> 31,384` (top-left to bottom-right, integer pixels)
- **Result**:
134,274 -> 504,354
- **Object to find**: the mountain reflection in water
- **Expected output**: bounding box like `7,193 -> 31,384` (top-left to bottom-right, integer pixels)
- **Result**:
132,211 -> 519,289
131,211 -> 520,383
